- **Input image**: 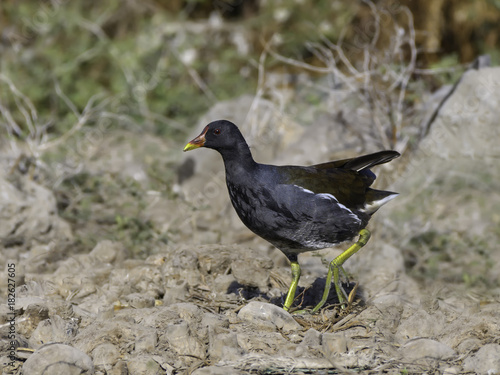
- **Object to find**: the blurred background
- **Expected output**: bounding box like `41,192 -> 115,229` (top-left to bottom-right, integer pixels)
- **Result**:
1,0 -> 499,140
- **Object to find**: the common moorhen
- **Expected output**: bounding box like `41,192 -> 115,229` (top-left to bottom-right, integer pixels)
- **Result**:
184,120 -> 399,312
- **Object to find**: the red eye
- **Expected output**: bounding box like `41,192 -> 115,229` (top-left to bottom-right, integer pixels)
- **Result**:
213,128 -> 221,135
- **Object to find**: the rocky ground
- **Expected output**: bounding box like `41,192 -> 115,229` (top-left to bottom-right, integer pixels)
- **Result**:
1,66 -> 500,375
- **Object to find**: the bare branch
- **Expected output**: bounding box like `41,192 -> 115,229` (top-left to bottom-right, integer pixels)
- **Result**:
37,84 -> 107,151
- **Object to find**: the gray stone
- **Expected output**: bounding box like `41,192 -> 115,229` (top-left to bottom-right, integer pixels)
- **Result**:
420,67 -> 500,161
208,331 -> 242,362
400,338 -> 456,360
126,356 -> 162,375
231,258 -> 271,290
213,274 -> 237,293
169,302 -> 203,322
200,312 -> 230,341
92,342 -> 120,367
238,301 -> 300,333
0,172 -> 73,247
16,301 -> 50,337
13,296 -> 48,311
29,315 -> 77,348
123,265 -> 164,298
348,242 -> 414,301
135,330 -> 158,353
201,312 -> 230,330
299,328 -> 321,348
456,338 -> 482,354
371,294 -> 405,309
23,343 -> 94,375
397,310 -> 446,340
164,321 -> 205,359
150,355 -> 175,374
109,361 -> 128,375
322,332 -> 348,356
162,280 -> 189,305
463,343 -> 500,375
89,240 -> 119,264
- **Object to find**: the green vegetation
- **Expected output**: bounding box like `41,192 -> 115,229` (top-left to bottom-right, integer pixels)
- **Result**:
0,1 -> 356,144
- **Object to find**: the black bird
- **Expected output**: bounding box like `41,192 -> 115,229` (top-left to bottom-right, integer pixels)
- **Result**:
184,120 -> 399,312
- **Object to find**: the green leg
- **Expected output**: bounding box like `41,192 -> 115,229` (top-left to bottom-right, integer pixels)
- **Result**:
312,229 -> 371,313
283,261 -> 301,312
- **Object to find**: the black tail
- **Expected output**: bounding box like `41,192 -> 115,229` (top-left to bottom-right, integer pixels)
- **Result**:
342,151 -> 400,171
363,189 -> 399,214
312,150 -> 400,172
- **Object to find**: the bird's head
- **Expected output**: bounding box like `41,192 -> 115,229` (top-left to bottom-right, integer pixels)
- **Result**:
183,120 -> 245,153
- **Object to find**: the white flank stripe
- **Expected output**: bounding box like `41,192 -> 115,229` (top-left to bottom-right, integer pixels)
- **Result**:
296,186 -> 315,195
316,193 -> 338,202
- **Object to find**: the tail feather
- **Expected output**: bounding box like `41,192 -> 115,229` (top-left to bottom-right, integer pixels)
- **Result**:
313,150 -> 400,172
343,151 -> 400,172
362,189 -> 399,214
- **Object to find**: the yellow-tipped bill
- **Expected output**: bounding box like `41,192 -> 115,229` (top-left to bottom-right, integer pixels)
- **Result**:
183,142 -> 201,151
183,125 -> 208,151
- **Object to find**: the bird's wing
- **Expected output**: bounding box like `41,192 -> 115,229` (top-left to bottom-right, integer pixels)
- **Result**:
277,151 -> 399,209
278,166 -> 370,209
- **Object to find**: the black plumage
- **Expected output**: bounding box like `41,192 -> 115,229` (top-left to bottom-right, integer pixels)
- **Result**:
184,120 -> 399,312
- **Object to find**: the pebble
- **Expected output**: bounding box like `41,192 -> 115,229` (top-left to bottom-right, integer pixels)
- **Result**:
237,301 -> 300,333
22,343 -> 94,375
463,343 -> 500,375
